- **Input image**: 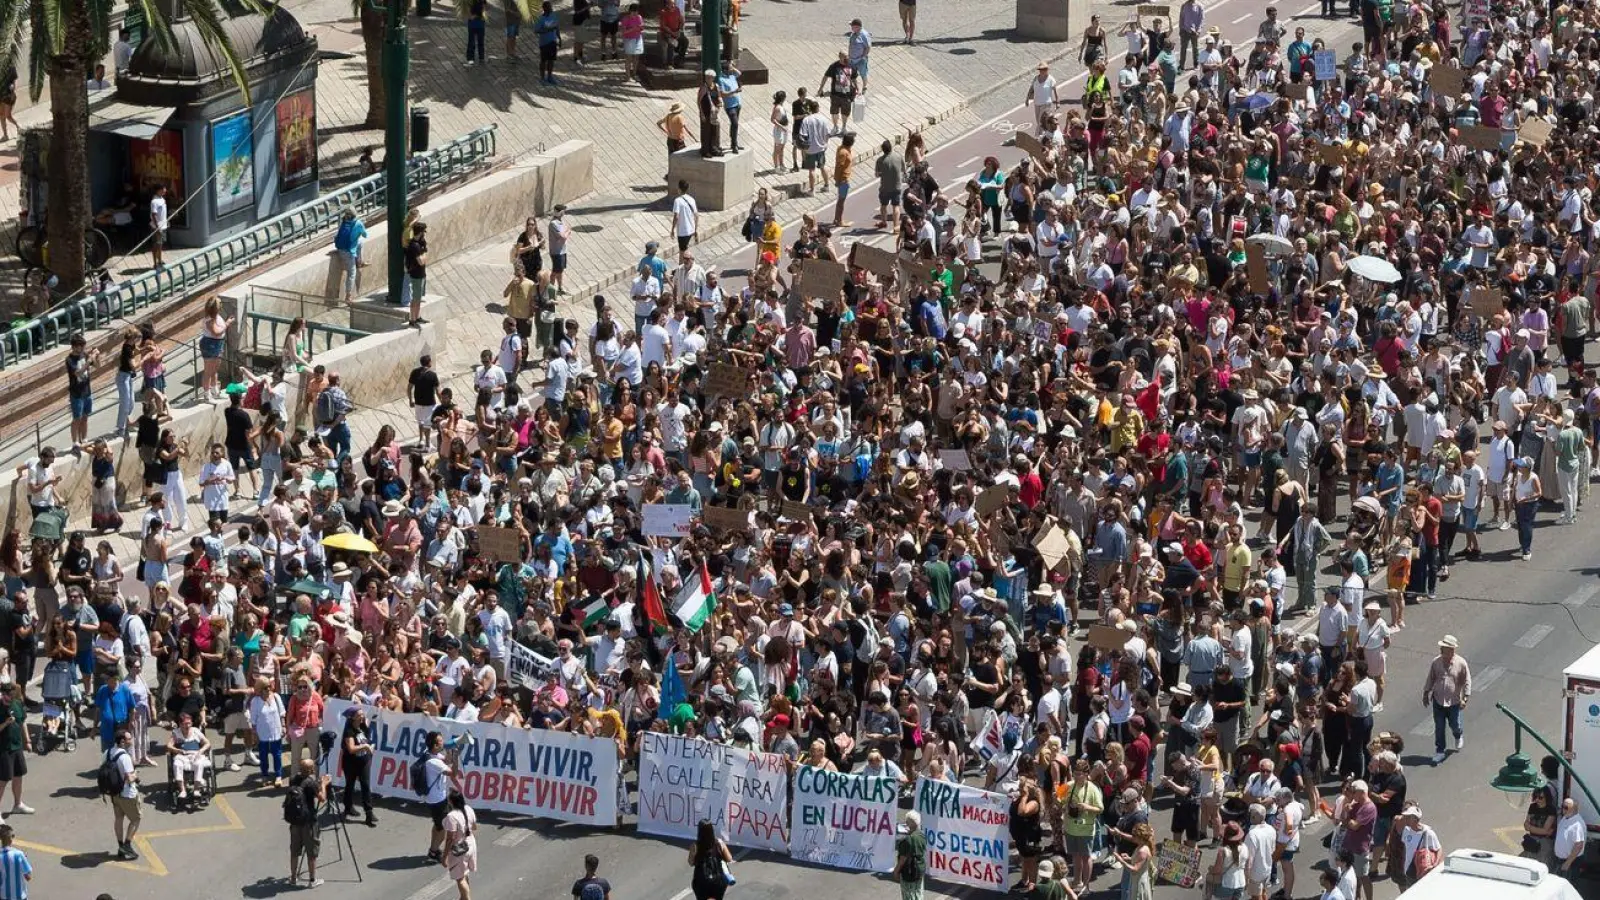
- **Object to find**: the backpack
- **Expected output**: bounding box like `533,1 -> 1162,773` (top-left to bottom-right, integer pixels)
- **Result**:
854,614 -> 880,663
410,753 -> 435,797
282,779 -> 313,824
98,749 -> 127,796
315,390 -> 338,427
578,879 -> 606,900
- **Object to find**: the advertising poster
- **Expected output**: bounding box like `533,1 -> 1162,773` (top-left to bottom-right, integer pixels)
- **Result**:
275,89 -> 316,191
130,128 -> 186,229
319,698 -> 618,826
789,765 -> 899,872
913,777 -> 1010,891
211,110 -> 254,217
637,732 -> 789,852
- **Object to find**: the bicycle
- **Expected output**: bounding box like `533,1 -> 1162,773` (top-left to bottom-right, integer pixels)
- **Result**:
15,219 -> 111,270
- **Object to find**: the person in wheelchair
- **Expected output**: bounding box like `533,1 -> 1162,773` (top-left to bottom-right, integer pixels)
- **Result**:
166,711 -> 212,808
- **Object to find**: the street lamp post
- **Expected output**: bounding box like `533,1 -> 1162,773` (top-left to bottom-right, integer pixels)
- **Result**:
701,0 -> 721,75
1489,702 -> 1600,818
378,0 -> 411,306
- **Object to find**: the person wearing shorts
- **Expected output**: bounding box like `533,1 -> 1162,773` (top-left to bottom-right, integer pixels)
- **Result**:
898,0 -> 917,43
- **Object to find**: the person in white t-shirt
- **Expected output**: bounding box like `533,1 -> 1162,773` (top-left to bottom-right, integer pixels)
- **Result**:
1024,62 -> 1058,129
671,180 -> 699,252
1243,804 -> 1277,898
1275,788 -> 1304,898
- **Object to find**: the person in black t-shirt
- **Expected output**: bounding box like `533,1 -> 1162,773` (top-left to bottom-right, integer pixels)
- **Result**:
403,222 -> 429,326
66,334 -> 101,445
222,393 -> 258,500
408,354 -> 441,450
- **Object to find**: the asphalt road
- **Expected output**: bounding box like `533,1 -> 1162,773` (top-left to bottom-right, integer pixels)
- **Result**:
21,5 -> 1600,900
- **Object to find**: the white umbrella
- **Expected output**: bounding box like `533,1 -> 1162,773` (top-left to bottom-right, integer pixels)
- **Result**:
1245,233 -> 1294,257
1348,255 -> 1402,283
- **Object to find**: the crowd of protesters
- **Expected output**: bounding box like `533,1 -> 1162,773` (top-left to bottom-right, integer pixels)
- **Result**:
6,0 -> 1600,896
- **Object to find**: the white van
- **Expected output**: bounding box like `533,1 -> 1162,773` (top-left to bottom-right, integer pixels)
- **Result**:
1398,850 -> 1583,900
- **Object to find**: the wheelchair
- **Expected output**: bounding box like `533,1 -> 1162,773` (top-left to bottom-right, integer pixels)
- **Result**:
165,746 -> 218,812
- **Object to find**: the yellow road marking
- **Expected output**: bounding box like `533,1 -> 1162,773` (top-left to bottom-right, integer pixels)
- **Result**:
18,794 -> 244,877
1492,826 -> 1525,853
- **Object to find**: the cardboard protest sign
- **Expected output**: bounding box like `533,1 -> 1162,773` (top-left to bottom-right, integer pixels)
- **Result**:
1284,82 -> 1309,101
1014,130 -> 1050,162
638,733 -> 790,852
1519,118 -> 1555,148
796,258 -> 849,298
1468,285 -> 1504,317
1032,523 -> 1072,572
1428,64 -> 1463,97
320,698 -> 618,826
789,766 -> 899,872
1087,624 -> 1132,651
1463,0 -> 1489,25
701,505 -> 752,532
974,484 -> 1010,516
703,362 -> 748,399
939,449 -> 972,471
477,525 -> 523,564
642,503 -> 695,538
780,499 -> 816,522
1458,125 -> 1504,152
851,242 -> 901,277
1246,242 -> 1270,294
1313,142 -> 1346,166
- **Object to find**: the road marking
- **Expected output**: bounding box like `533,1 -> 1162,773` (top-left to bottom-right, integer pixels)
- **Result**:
13,834 -> 169,876
1409,718 -> 1434,737
140,793 -> 246,839
1513,624 -> 1553,649
493,829 -> 532,848
402,873 -> 455,900
958,155 -> 981,168
1297,1 -> 1322,13
1475,665 -> 1506,692
1231,12 -> 1253,23
1565,584 -> 1599,607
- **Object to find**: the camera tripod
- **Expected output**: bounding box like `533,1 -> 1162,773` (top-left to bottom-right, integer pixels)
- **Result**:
316,736 -> 364,882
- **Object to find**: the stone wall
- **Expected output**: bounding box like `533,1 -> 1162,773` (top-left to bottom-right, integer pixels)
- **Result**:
0,321 -> 440,539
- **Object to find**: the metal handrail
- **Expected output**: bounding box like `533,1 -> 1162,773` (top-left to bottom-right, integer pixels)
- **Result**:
0,337 -> 203,466
0,125 -> 498,370
246,311 -> 373,358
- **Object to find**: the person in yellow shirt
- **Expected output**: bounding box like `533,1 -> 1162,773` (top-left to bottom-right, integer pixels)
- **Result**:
1220,523 -> 1252,605
1109,394 -> 1145,454
831,133 -> 856,228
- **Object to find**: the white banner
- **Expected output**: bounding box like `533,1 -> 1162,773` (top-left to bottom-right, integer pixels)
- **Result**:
321,698 -> 618,827
789,765 -> 898,872
641,503 -> 694,538
637,732 -> 789,852
913,777 -> 1011,892
506,640 -> 557,688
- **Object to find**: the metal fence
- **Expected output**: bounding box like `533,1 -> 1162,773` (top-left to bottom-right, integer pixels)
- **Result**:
0,338 -> 204,469
0,125 -> 498,370
240,285 -> 405,361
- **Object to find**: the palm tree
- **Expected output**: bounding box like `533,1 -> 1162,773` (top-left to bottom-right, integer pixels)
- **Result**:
0,0 -> 256,292
355,0 -> 391,128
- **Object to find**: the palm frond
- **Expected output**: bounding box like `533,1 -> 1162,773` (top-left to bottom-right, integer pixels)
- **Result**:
0,0 -> 31,82
506,0 -> 530,23
36,0 -> 62,55
83,0 -> 111,65
129,0 -> 177,54
182,0 -> 255,105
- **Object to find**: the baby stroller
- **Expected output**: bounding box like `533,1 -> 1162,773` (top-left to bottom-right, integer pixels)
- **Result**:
39,659 -> 83,753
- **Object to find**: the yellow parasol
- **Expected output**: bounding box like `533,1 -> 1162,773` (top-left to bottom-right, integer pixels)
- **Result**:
321,533 -> 379,554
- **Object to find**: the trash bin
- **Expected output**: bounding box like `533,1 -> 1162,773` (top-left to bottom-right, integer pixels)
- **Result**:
410,106 -> 429,154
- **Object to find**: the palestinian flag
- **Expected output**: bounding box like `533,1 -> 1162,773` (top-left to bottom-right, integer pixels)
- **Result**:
637,551 -> 671,634
673,562 -> 717,633
576,593 -> 611,629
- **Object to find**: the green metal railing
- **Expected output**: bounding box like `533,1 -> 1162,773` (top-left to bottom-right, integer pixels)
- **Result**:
246,311 -> 373,358
0,125 -> 497,370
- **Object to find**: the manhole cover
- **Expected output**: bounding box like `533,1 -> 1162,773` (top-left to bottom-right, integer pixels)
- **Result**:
573,223 -> 604,233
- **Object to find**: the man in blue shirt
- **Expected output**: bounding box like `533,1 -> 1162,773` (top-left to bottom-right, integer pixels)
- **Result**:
465,0 -> 486,65
717,64 -> 744,152
535,2 -> 561,84
1286,28 -> 1311,80
94,670 -> 136,752
0,825 -> 32,900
